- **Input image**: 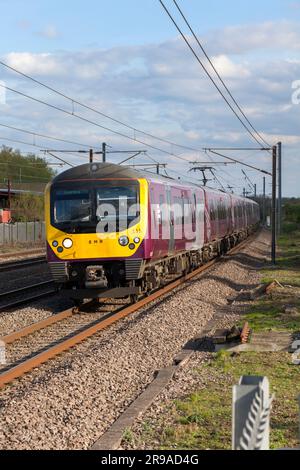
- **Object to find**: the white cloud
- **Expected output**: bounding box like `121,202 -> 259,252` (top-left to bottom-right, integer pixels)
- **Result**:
4,51 -> 112,78
266,133 -> 300,145
207,21 -> 300,55
0,80 -> 6,105
211,55 -> 250,78
184,130 -> 202,141
5,52 -> 64,75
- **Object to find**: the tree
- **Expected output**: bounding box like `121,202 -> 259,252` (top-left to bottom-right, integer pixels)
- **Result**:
11,193 -> 44,221
0,146 -> 56,221
0,146 -> 56,185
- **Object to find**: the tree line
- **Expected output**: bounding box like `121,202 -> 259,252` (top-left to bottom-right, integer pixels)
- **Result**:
0,146 -> 56,222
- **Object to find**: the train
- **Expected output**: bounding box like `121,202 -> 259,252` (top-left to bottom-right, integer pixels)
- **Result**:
45,162 -> 260,304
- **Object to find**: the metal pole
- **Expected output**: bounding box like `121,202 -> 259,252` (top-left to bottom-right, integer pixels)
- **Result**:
277,142 -> 282,235
243,188 -> 246,198
89,149 -> 93,163
271,145 -> 277,264
263,176 -> 266,225
102,142 -> 106,163
254,184 -> 257,198
7,179 -> 11,209
156,164 -> 160,175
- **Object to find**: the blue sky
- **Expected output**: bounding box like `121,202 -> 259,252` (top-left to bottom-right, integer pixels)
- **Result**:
1,0 -> 299,52
0,0 -> 300,196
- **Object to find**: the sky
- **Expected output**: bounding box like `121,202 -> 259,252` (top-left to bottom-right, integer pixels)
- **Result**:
0,0 -> 299,195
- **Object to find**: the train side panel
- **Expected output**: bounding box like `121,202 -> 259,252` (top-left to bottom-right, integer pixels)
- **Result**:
147,181 -> 205,261
203,188 -> 232,243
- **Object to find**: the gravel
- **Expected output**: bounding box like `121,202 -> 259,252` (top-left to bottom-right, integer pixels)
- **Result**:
0,230 -> 270,450
0,294 -> 72,338
0,248 -> 45,263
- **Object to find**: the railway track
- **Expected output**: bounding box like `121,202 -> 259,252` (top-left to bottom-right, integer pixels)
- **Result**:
0,235 -> 254,389
0,256 -> 46,273
0,281 -> 56,312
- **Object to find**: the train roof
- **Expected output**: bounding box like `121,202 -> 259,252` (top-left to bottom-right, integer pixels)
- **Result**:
52,162 -> 171,183
52,162 -> 205,188
51,162 -> 258,205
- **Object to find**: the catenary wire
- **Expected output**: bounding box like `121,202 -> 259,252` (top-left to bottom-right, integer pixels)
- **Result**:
172,0 -> 271,148
158,0 -> 271,149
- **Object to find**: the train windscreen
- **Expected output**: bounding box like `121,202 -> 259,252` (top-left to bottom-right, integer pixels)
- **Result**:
51,180 -> 140,234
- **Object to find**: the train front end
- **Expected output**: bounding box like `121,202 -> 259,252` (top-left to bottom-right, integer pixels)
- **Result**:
45,163 -> 149,302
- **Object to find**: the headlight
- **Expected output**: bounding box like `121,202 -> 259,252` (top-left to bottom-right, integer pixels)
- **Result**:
133,237 -> 140,244
52,240 -> 58,247
63,238 -> 73,249
118,235 -> 129,246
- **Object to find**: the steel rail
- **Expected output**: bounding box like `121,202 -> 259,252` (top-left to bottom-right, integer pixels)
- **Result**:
0,234 -> 256,388
1,308 -> 76,344
1,299 -> 106,345
0,280 -> 53,299
0,281 -> 55,312
0,256 -> 46,273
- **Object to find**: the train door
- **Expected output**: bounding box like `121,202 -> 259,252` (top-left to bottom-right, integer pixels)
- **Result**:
230,196 -> 234,232
158,191 -> 169,258
149,184 -> 163,259
218,197 -> 225,237
243,200 -> 248,228
213,196 -> 220,240
194,188 -> 205,250
166,187 -> 174,254
225,194 -> 232,235
171,187 -> 184,252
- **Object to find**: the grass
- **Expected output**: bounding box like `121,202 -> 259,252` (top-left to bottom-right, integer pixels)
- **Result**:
122,428 -> 134,444
241,300 -> 300,332
242,228 -> 300,332
262,230 -> 300,287
261,231 -> 300,287
133,351 -> 299,450
129,223 -> 300,450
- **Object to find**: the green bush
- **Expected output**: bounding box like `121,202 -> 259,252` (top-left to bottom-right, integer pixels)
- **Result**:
11,193 -> 44,221
283,201 -> 300,224
282,221 -> 299,234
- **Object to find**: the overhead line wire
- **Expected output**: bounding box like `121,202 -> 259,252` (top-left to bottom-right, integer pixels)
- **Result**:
0,122 -> 96,148
172,0 -> 271,148
0,59 -> 205,155
158,0 -> 270,149
0,136 -> 74,167
0,82 -> 191,164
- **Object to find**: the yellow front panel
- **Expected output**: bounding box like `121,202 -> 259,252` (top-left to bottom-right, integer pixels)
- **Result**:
45,178 -> 148,260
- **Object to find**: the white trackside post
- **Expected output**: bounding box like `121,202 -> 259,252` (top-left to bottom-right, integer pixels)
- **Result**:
232,376 -> 274,450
